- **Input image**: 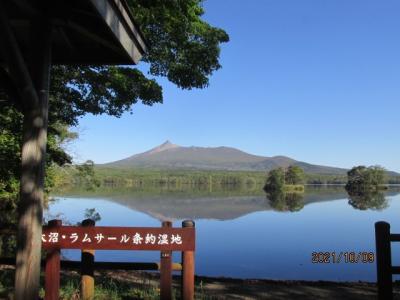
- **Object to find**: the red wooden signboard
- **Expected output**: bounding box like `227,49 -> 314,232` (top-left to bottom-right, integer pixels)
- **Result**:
41,219 -> 195,300
42,226 -> 195,251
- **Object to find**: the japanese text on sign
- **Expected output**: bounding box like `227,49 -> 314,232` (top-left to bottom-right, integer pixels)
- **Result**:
42,232 -> 183,245
41,226 -> 195,251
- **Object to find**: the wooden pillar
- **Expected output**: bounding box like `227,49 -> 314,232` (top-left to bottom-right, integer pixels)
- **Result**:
0,7 -> 54,298
181,220 -> 195,300
160,221 -> 172,300
81,219 -> 95,300
375,221 -> 393,300
45,219 -> 62,300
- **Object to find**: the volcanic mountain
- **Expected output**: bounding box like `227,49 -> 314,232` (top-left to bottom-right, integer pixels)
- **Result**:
103,140 -> 349,175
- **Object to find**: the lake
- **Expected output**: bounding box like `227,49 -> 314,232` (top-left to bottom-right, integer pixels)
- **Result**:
47,186 -> 400,282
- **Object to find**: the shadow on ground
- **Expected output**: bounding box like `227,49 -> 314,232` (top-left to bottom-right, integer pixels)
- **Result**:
2,266 -> 400,299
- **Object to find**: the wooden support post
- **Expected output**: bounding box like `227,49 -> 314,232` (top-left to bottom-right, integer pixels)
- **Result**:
44,219 -> 62,300
11,18 -> 52,300
81,219 -> 95,300
375,221 -> 393,300
0,4 -> 54,299
181,220 -> 195,300
160,221 -> 172,300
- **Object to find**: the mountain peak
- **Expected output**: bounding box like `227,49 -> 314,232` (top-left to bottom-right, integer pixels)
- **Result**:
145,140 -> 180,155
161,140 -> 174,146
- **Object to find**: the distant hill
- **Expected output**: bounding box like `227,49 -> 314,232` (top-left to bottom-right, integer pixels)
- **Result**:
102,140 -> 352,175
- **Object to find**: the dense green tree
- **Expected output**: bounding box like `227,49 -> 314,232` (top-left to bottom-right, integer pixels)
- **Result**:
0,107 -> 21,199
264,168 -> 285,192
0,105 -> 76,200
128,0 -> 229,89
285,165 -> 305,185
345,165 -> 387,192
75,160 -> 101,191
345,165 -> 388,210
264,166 -> 305,192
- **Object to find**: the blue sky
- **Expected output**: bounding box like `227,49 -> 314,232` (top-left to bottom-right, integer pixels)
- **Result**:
71,0 -> 400,172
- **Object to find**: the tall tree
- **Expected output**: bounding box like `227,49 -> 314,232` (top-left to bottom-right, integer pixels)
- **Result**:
285,165 -> 305,185
264,168 -> 285,192
345,165 -> 386,192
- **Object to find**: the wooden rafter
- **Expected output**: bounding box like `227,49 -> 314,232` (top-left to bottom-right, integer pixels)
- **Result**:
0,3 -> 38,110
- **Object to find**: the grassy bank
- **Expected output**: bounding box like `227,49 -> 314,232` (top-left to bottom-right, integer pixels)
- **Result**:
283,184 -> 304,192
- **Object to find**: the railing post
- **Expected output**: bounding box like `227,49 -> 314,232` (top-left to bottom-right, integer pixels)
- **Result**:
44,219 -> 61,300
81,219 -> 95,300
160,221 -> 172,300
181,220 -> 195,300
375,221 -> 393,300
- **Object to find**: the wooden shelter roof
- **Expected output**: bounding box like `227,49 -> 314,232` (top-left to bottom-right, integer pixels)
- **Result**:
0,0 -> 147,65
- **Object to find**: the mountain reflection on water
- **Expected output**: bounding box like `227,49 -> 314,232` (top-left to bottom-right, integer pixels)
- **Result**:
53,185 -> 400,221
48,185 -> 400,281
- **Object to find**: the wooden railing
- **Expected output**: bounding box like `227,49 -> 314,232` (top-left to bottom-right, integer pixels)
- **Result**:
0,219 -> 196,300
375,221 -> 399,300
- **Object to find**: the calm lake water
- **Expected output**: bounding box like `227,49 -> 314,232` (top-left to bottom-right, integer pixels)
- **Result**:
47,186 -> 400,282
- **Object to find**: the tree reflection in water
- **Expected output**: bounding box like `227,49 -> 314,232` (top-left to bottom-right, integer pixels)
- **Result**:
347,190 -> 388,210
266,191 -> 304,212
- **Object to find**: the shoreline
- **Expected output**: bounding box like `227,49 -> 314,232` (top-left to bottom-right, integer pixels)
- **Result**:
2,265 -> 400,299
98,270 -> 400,300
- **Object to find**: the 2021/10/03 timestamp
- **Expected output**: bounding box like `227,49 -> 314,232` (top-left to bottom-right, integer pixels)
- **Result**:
312,252 -> 375,264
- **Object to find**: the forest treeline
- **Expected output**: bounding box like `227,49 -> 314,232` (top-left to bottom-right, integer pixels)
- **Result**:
52,163 -> 400,191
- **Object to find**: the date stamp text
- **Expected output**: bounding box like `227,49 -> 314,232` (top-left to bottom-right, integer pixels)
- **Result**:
312,251 -> 375,264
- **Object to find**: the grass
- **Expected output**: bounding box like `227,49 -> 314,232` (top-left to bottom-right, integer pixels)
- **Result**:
51,278 -> 162,300
283,184 -> 305,192
0,268 -> 218,300
3,265 -> 398,299
0,268 -> 163,300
